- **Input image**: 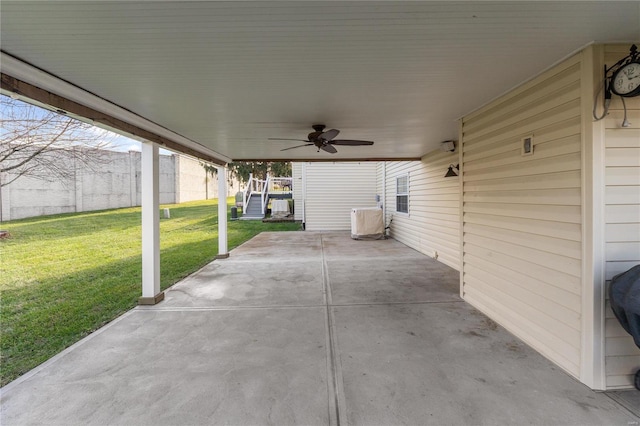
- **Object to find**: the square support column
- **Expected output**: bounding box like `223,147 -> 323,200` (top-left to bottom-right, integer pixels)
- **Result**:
139,142 -> 164,305
216,165 -> 229,259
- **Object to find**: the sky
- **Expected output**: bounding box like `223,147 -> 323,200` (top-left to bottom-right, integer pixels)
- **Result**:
106,133 -> 142,152
0,94 -> 171,154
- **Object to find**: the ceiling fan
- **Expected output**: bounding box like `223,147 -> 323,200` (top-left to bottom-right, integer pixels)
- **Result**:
269,124 -> 374,154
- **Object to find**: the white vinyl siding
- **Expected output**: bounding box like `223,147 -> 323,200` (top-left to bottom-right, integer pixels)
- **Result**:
460,53 -> 583,377
382,155 -> 460,270
603,45 -> 640,390
303,162 -> 377,231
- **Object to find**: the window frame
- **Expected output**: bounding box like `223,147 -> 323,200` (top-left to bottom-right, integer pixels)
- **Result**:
395,174 -> 409,215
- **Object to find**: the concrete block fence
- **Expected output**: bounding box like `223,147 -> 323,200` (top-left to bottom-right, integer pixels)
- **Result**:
0,150 -> 240,221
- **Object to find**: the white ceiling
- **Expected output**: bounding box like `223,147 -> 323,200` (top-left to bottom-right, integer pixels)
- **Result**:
1,1 -> 639,162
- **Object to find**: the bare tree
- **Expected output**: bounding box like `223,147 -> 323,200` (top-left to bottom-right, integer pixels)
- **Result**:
0,95 -> 116,187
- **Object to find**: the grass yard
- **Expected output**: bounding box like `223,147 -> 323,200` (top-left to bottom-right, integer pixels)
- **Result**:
0,198 -> 300,386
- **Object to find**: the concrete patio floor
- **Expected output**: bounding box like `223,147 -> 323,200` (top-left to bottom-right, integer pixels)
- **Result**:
1,231 -> 638,425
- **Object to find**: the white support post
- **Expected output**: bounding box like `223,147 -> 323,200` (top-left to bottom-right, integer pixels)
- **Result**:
139,142 -> 164,305
216,165 -> 229,259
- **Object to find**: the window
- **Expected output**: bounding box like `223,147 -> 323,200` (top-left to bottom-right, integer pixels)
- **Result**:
396,175 -> 408,214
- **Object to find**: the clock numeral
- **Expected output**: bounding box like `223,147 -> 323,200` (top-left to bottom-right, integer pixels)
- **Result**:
624,65 -> 637,78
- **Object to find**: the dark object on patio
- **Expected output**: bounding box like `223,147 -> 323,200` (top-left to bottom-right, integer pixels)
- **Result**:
609,264 -> 640,390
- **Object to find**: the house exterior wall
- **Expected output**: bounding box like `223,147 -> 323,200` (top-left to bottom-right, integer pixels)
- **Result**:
379,154 -> 460,270
0,150 -> 233,221
602,45 -> 640,389
296,162 -> 377,231
460,52 -> 584,378
369,44 -> 638,390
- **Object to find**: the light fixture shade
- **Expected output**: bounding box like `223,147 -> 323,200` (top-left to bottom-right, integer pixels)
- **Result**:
444,164 -> 459,178
440,140 -> 456,152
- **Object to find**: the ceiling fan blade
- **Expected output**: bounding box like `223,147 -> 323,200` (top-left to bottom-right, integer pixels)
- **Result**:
320,144 -> 338,154
280,143 -> 313,152
269,138 -> 310,142
319,129 -> 339,141
329,139 -> 374,146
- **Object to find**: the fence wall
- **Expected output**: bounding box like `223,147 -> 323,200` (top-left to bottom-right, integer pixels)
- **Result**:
0,150 -> 235,221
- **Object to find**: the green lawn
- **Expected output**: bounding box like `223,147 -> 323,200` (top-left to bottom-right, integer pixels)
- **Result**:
0,198 -> 300,386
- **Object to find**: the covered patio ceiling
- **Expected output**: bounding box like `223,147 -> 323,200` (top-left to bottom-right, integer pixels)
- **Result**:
1,1 -> 639,163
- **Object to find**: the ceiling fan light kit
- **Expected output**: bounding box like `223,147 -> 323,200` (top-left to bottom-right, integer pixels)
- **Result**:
269,124 -> 374,154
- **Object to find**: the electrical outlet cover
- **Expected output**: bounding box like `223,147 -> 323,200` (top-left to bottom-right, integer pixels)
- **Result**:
521,135 -> 534,156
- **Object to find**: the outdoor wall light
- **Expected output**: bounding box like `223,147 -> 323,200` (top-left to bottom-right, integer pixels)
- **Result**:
439,140 -> 456,152
444,164 -> 459,178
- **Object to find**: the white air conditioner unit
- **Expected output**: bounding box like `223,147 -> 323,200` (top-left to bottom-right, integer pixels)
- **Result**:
351,207 -> 384,240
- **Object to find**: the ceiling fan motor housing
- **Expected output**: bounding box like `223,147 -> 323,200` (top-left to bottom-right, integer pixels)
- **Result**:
273,124 -> 373,153
308,131 -> 322,141
309,124 -> 326,142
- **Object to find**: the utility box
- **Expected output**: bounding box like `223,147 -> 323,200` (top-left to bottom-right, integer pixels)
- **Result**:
350,207 -> 384,240
271,199 -> 290,219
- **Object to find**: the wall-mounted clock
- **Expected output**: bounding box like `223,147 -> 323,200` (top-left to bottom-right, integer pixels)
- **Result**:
611,59 -> 640,97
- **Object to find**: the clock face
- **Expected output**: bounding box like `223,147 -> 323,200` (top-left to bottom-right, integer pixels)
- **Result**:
612,61 -> 640,97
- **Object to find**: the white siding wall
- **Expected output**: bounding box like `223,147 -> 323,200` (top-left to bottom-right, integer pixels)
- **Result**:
303,162 -> 377,231
603,45 -> 640,389
460,53 -> 584,377
382,154 -> 460,270
376,162 -> 384,204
